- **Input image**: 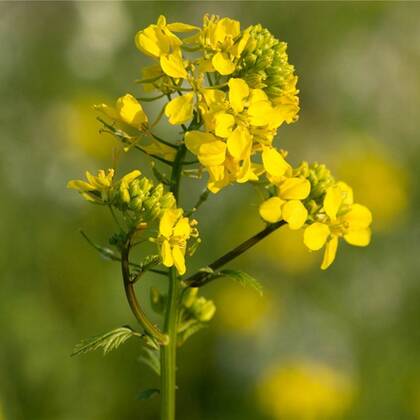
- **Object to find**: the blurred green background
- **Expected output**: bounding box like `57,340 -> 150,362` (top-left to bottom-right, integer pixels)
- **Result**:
1,1 -> 419,419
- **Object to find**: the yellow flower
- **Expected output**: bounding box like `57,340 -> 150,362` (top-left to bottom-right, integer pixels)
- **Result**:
95,93 -> 148,130
259,176 -> 310,229
135,15 -> 196,79
200,15 -> 249,75
67,169 -> 115,203
257,360 -> 355,420
303,182 -> 372,269
165,93 -> 195,125
158,208 -> 197,275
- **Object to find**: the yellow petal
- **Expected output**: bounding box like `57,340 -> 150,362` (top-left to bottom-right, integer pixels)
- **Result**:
214,17 -> 240,43
259,197 -> 284,223
321,236 -> 339,270
159,208 -> 182,238
215,112 -> 235,138
303,222 -> 330,251
248,89 -> 268,105
120,170 -> 141,185
116,94 -> 148,128
247,100 -> 273,126
94,104 -> 119,120
282,200 -> 308,230
173,217 -> 191,238
172,245 -> 186,275
262,148 -> 289,178
342,204 -> 372,229
278,177 -> 311,200
165,93 -> 194,125
202,89 -> 226,106
167,22 -> 199,32
344,228 -> 371,247
212,52 -> 235,76
228,78 -> 249,113
184,131 -> 218,154
135,27 -> 162,58
324,185 -> 343,221
236,158 -> 258,183
227,126 -> 252,160
198,140 -> 226,167
67,180 -> 95,192
161,240 -> 174,267
336,181 -> 353,205
160,52 -> 187,78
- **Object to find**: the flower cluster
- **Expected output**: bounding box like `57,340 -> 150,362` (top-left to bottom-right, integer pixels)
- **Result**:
68,169 -> 199,275
259,161 -> 372,269
70,13 -> 372,276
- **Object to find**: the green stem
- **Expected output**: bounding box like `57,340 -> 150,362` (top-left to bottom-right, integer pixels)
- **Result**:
160,267 -> 179,420
160,145 -> 186,420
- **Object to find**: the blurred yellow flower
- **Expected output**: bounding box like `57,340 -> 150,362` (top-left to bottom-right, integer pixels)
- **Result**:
58,95 -> 115,159
216,282 -> 270,334
337,149 -> 408,231
257,227 -> 317,275
257,360 -> 355,420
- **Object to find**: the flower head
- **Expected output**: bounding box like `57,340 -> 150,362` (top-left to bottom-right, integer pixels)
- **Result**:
158,208 -> 199,275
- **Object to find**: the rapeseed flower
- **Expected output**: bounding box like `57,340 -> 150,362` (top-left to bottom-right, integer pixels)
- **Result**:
303,182 -> 372,269
158,208 -> 198,275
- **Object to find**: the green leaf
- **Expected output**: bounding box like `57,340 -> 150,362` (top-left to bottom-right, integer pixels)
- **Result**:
138,348 -> 161,376
72,326 -> 141,357
219,269 -> 263,296
137,388 -> 160,401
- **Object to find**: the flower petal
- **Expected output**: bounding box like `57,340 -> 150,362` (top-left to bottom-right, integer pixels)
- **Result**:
304,222 -> 330,251
227,126 -> 252,160
116,94 -> 148,128
228,78 -> 249,113
342,204 -> 372,229
161,240 -> 174,267
282,200 -> 308,230
173,217 -> 191,238
324,185 -> 343,221
198,140 -> 227,167
344,228 -> 371,247
279,177 -> 311,200
262,148 -> 289,178
215,112 -> 235,138
160,52 -> 187,78
184,131 -> 218,154
165,93 -> 194,125
321,236 -> 339,270
259,197 -> 284,223
159,208 -> 182,238
212,52 -> 235,75
172,245 -> 186,275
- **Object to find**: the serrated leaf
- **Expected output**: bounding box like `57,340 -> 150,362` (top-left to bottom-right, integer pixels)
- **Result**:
137,388 -> 160,401
72,326 -> 140,357
138,348 -> 161,376
219,269 -> 263,296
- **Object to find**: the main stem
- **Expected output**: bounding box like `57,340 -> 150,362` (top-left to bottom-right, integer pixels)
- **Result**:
160,145 -> 186,420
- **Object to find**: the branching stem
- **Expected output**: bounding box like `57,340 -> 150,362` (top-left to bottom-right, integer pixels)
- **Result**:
185,221 -> 286,287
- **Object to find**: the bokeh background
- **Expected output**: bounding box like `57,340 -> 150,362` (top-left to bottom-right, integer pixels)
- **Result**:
1,2 -> 420,419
